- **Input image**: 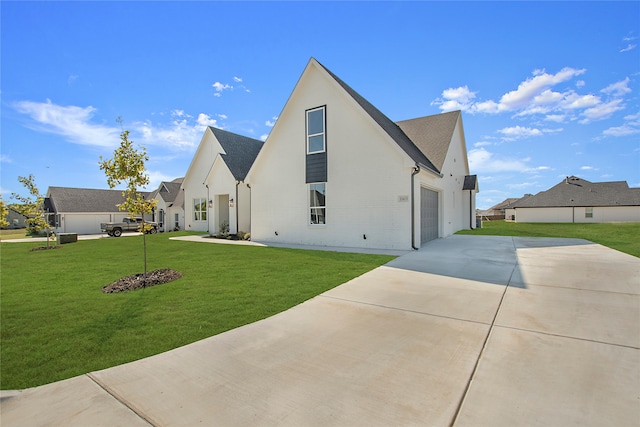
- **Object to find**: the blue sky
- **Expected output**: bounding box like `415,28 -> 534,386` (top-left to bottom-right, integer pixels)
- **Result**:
2,1 -> 639,209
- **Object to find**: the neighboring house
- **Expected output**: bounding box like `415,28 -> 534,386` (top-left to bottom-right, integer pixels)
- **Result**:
45,181 -> 184,235
149,178 -> 185,232
505,176 -> 640,223
45,187 -> 136,235
3,207 -> 28,229
245,58 -> 478,250
182,127 -> 264,234
480,197 -> 527,219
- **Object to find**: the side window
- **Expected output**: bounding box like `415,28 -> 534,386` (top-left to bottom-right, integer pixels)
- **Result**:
193,198 -> 207,221
309,183 -> 326,225
306,107 -> 325,154
585,207 -> 593,218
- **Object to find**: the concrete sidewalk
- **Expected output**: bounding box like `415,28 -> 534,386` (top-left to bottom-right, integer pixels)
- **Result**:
1,235 -> 638,426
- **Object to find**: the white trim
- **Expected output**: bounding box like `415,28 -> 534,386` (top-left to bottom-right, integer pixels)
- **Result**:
306,106 -> 326,154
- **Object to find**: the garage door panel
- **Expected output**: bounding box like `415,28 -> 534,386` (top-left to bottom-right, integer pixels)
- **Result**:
420,188 -> 438,244
64,214 -> 111,234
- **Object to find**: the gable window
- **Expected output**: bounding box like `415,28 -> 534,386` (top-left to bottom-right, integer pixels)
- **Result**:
306,106 -> 325,154
309,183 -> 326,225
193,198 -> 207,221
585,207 -> 593,218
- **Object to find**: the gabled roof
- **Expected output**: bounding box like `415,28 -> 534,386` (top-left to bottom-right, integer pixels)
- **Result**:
511,176 -> 640,208
46,187 -> 146,213
396,111 -> 461,172
316,60 -> 441,175
150,180 -> 183,204
210,127 -> 264,181
489,197 -> 523,211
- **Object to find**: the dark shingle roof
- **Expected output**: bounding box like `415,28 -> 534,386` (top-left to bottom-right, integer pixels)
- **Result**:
511,176 -> 640,208
46,187 -> 145,213
150,180 -> 183,204
316,60 -> 441,175
210,127 -> 264,181
489,197 -> 523,211
396,111 -> 461,172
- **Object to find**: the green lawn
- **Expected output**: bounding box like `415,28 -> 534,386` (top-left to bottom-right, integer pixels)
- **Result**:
0,229 -> 31,240
456,221 -> 640,258
1,233 -> 394,389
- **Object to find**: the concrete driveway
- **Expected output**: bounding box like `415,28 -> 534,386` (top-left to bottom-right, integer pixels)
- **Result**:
1,235 -> 638,426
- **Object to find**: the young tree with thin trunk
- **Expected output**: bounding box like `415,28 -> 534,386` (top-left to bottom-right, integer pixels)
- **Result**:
11,175 -> 54,247
0,196 -> 9,229
99,130 -> 157,286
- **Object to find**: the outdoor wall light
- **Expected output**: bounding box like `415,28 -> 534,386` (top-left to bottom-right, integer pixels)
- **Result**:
275,231 -> 278,236
208,200 -> 213,208
229,198 -> 235,207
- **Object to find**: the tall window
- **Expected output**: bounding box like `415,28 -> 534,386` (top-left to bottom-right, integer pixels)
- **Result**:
306,106 -> 325,154
193,198 -> 207,221
309,183 -> 326,225
585,207 -> 593,218
175,213 -> 180,228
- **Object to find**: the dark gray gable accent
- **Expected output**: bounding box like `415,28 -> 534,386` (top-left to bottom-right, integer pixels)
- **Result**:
306,152 -> 327,183
463,175 -> 477,191
315,59 -> 440,175
210,127 -> 264,181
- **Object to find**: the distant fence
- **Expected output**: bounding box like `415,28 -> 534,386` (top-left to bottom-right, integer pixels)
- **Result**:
477,215 -> 505,221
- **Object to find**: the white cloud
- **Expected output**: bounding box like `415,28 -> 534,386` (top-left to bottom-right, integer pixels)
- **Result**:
13,99 -> 120,147
217,114 -> 228,120
468,148 -> 530,173
561,92 -> 600,109
498,67 -> 586,111
265,116 -> 278,127
474,141 -> 492,147
233,76 -> 243,82
431,86 -> 477,112
602,111 -> 640,136
498,125 -> 543,139
260,134 -> 269,141
497,126 -> 562,141
432,67 -> 634,126
601,77 -> 631,97
580,166 -> 597,171
620,44 -> 636,53
145,170 -> 178,191
602,124 -> 640,137
196,113 -> 218,128
579,99 -> 625,123
0,154 -> 11,163
544,114 -> 566,123
212,81 -> 233,97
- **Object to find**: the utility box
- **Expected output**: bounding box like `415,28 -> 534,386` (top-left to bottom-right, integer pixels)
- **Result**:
58,233 -> 78,244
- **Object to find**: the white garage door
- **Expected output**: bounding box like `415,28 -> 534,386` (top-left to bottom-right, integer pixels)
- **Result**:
64,214 -> 111,235
420,187 -> 439,244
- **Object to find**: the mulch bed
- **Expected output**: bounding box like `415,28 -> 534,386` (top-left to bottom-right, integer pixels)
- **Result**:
31,245 -> 63,252
102,269 -> 183,293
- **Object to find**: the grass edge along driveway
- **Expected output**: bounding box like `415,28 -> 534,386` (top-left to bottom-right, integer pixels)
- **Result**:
1,232 -> 395,389
456,221 -> 640,258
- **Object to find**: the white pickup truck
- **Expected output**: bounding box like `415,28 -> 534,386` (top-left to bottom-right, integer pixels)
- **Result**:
100,217 -> 158,237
